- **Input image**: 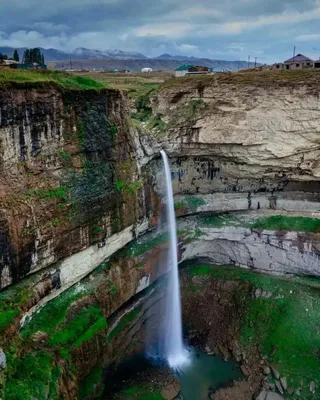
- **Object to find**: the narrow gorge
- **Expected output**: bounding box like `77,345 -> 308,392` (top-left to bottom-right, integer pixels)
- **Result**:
1,70 -> 320,400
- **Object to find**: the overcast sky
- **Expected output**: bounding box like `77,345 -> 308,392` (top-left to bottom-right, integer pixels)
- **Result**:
1,0 -> 320,62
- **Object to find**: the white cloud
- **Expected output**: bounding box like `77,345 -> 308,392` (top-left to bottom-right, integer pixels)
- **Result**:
176,43 -> 199,53
0,30 -> 68,49
227,43 -> 247,52
296,33 -> 320,41
169,6 -> 223,19
134,22 -> 192,38
200,7 -> 320,36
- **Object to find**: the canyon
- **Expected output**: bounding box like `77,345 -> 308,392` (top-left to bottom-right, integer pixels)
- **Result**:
1,70 -> 320,399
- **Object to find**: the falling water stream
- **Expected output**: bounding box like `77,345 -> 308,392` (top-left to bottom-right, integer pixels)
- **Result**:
159,150 -> 189,369
105,151 -> 244,399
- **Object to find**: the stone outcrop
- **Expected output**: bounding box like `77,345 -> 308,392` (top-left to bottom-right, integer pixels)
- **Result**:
180,220 -> 320,276
152,75 -> 320,184
143,74 -> 320,219
0,86 -> 159,290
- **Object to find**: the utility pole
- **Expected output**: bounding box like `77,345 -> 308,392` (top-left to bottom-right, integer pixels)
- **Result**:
248,55 -> 250,69
293,46 -> 296,62
254,57 -> 257,68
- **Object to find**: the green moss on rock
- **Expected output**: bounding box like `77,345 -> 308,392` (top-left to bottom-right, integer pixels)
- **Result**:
106,307 -> 142,343
4,351 -> 55,400
21,286 -> 91,339
186,264 -> 320,398
78,364 -> 104,400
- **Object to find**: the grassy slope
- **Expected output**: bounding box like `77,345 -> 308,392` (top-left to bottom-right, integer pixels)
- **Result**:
0,69 -> 105,89
187,264 -> 320,399
199,213 -> 320,233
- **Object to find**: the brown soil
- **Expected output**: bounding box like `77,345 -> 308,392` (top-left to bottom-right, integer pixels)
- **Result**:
160,69 -> 320,92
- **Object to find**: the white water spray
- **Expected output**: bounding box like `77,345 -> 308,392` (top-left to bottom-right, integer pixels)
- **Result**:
160,150 -> 189,369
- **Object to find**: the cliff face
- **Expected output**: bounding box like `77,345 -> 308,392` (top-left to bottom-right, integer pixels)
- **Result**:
0,87 -> 157,291
148,74 -> 320,197
2,73 -> 320,399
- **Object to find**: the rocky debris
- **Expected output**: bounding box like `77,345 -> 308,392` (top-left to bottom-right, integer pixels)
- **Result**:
270,365 -> 280,380
31,331 -> 49,343
263,366 -> 271,375
256,391 -> 285,400
240,365 -> 249,376
268,383 -> 275,391
275,380 -> 284,395
265,392 -> 285,400
280,377 -> 287,391
255,288 -> 273,299
0,349 -> 6,370
205,345 -> 214,355
191,276 -> 207,285
295,388 -> 301,396
310,381 -> 316,394
287,387 -> 294,394
160,380 -> 180,400
256,390 -> 268,400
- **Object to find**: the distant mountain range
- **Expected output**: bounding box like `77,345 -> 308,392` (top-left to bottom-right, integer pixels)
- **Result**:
0,46 -> 147,61
0,46 -> 257,71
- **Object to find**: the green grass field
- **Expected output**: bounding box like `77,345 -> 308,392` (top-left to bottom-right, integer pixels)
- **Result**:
0,69 -> 105,89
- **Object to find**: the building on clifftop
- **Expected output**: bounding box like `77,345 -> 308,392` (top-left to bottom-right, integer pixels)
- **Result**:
272,53 -> 314,70
175,64 -> 213,77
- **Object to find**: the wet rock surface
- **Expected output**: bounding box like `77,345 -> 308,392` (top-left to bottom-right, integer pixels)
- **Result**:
0,349 -> 6,370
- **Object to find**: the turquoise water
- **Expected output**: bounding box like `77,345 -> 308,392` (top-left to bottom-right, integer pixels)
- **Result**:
103,347 -> 243,399
176,349 -> 243,400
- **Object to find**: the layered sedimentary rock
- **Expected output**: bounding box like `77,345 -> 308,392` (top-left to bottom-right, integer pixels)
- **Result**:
145,72 -> 320,215
178,214 -> 320,276
2,72 -> 320,399
0,86 -> 161,293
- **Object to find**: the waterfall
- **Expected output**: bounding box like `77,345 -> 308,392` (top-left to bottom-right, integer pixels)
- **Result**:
159,150 -> 189,369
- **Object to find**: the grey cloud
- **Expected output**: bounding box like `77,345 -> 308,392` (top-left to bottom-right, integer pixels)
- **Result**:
1,0 -> 320,63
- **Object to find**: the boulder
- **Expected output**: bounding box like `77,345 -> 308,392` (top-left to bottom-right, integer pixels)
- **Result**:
270,365 -> 280,380
31,331 -> 49,343
205,345 -> 214,355
256,390 -> 268,400
310,381 -> 316,393
263,366 -> 271,375
240,365 -> 249,376
0,349 -> 6,370
280,377 -> 287,391
265,392 -> 285,400
275,380 -> 284,394
161,380 -> 180,400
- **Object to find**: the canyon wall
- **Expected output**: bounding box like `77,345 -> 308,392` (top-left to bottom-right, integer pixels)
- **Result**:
2,72 -> 320,399
145,72 -> 320,214
0,86 -> 160,294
